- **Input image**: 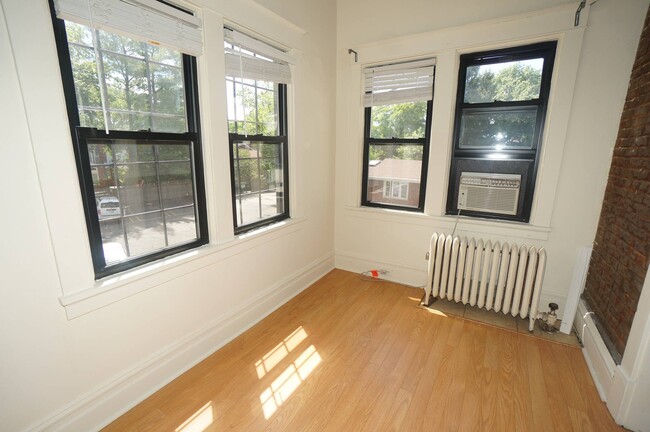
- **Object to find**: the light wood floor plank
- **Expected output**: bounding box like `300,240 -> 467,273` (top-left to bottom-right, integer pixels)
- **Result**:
103,269 -> 624,432
496,329 -> 517,431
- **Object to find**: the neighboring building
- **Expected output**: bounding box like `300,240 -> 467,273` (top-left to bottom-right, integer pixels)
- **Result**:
368,158 -> 421,207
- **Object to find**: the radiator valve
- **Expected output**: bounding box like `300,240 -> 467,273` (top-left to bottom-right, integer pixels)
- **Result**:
540,302 -> 559,333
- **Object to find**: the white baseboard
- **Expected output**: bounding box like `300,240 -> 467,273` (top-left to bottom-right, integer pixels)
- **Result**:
335,251 -> 568,314
335,251 -> 427,288
27,253 -> 334,432
574,298 -> 616,401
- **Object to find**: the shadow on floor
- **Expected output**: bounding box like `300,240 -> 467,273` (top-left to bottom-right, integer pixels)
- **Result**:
422,297 -> 582,347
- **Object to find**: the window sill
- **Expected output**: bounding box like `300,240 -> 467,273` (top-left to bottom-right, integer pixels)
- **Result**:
59,217 -> 307,319
344,205 -> 550,241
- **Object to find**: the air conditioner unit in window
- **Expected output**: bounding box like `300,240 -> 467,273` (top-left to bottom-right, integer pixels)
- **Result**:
457,172 -> 521,215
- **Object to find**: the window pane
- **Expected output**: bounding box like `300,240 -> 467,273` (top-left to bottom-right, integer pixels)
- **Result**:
116,163 -> 161,215
113,143 -> 155,162
88,138 -> 200,265
159,161 -> 195,208
100,218 -> 127,264
64,22 -> 187,133
232,140 -> 285,227
165,207 -> 197,247
150,62 -> 186,130
458,107 -> 537,149
124,212 -> 166,257
370,102 -> 427,139
157,143 -> 190,161
225,78 -> 279,135
367,144 -> 422,208
464,58 -> 543,103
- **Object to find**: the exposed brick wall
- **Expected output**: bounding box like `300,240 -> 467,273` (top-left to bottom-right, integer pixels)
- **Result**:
583,9 -> 650,356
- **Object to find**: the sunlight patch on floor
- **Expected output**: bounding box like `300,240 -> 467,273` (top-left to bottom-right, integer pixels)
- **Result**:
260,344 -> 322,419
255,326 -> 308,379
175,402 -> 213,432
422,307 -> 448,317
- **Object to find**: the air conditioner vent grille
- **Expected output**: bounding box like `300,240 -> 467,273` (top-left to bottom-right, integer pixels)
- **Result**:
458,172 -> 520,215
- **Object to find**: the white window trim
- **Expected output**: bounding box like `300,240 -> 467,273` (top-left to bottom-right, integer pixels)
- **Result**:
340,2 -> 590,237
4,0 -> 306,319
60,217 -> 307,319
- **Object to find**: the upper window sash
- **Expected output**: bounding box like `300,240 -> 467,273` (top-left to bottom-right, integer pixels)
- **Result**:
53,0 -> 203,56
64,21 -> 189,133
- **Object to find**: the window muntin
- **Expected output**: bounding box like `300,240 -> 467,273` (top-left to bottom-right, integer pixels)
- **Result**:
446,42 -> 556,222
53,14 -> 208,278
226,77 -> 279,136
65,22 -> 187,133
224,38 -> 289,234
231,140 -> 286,227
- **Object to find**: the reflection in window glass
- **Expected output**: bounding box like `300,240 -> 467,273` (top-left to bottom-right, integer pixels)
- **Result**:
370,101 -> 427,139
89,139 -> 198,265
464,58 -> 543,104
458,107 -> 537,149
65,21 -> 187,133
367,144 -> 422,208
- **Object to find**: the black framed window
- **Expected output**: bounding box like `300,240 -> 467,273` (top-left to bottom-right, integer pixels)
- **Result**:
361,59 -> 435,211
446,41 -> 557,222
224,34 -> 290,234
51,5 -> 208,278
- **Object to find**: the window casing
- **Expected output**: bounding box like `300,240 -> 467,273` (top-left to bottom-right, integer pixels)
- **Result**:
361,59 -> 435,212
224,35 -> 290,234
51,9 -> 208,279
446,42 -> 557,222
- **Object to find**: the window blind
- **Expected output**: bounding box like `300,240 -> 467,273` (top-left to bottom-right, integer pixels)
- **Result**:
224,28 -> 292,84
364,58 -> 436,107
54,0 -> 203,56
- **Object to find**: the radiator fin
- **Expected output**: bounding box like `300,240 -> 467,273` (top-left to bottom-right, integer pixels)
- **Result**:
423,233 -> 547,331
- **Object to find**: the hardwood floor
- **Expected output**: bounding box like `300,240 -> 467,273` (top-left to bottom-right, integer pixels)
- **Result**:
103,269 -> 622,432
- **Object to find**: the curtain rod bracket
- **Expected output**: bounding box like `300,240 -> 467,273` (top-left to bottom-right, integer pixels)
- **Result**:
348,49 -> 358,63
574,0 -> 586,26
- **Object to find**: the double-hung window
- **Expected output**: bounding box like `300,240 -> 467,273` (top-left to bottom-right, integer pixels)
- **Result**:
224,28 -> 291,234
447,42 -> 557,221
50,0 -> 208,278
361,59 -> 435,211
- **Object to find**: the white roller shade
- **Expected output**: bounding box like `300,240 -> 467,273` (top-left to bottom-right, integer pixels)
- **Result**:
54,0 -> 203,56
364,58 -> 436,107
224,28 -> 292,84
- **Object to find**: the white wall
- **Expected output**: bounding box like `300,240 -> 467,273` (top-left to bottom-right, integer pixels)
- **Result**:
334,0 -> 649,318
335,1 -> 650,428
0,0 -> 335,430
1,0 -> 648,430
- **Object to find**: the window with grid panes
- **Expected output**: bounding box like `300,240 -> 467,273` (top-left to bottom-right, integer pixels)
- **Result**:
224,31 -> 290,234
50,1 -> 208,278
